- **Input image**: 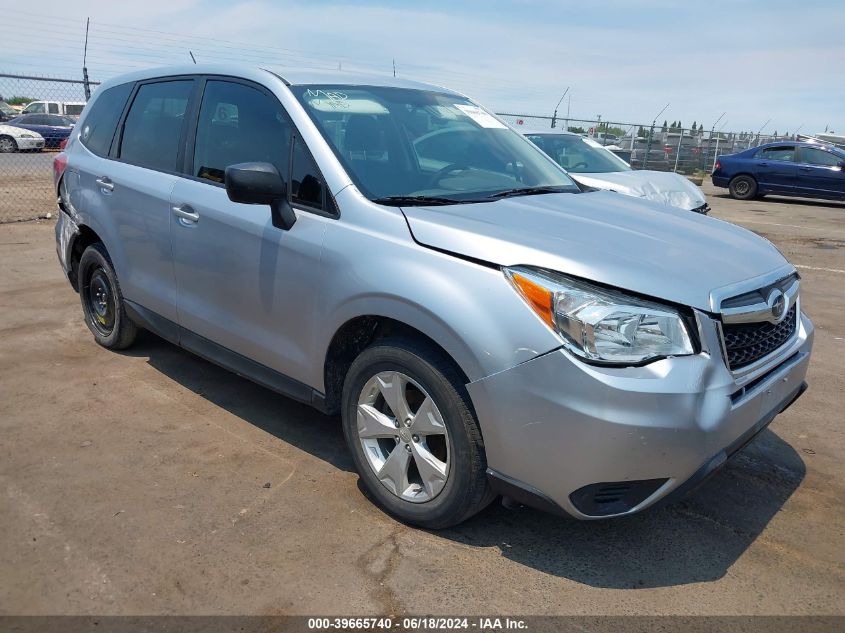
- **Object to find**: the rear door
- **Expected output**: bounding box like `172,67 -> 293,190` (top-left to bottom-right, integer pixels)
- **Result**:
102,77 -> 197,323
169,77 -> 330,382
751,145 -> 799,193
795,146 -> 845,198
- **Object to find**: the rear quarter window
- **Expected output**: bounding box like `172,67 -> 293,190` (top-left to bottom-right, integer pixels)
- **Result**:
79,83 -> 133,157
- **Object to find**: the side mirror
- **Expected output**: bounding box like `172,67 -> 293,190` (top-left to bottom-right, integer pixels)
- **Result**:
224,162 -> 296,231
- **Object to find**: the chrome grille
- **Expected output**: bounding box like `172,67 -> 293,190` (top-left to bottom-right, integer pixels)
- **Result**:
722,306 -> 797,370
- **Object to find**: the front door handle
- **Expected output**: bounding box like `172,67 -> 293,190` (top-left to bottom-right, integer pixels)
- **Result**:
95,176 -> 114,193
172,204 -> 200,224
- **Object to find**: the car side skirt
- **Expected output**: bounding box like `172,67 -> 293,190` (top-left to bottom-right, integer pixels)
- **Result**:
124,300 -> 330,413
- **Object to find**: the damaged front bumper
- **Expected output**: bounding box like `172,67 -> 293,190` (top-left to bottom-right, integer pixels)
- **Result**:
466,311 -> 813,519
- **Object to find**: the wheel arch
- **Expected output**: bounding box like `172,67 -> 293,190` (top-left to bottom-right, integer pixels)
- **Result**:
321,313 -> 474,416
67,224 -> 106,292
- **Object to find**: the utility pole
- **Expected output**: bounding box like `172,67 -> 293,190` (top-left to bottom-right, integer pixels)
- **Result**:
550,87 -> 569,129
82,17 -> 91,100
644,102 -> 669,170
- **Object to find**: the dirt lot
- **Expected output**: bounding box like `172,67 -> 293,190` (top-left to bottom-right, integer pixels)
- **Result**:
0,152 -> 56,223
0,183 -> 843,616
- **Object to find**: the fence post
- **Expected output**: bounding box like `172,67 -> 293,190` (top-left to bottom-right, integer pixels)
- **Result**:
673,131 -> 683,173
82,67 -> 91,101
644,125 -> 654,170
712,137 -> 721,171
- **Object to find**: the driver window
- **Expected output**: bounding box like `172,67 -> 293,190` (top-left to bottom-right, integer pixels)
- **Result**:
800,148 -> 841,167
193,80 -> 292,184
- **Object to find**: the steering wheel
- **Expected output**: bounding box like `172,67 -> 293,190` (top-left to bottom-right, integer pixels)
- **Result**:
571,161 -> 589,170
427,163 -> 469,188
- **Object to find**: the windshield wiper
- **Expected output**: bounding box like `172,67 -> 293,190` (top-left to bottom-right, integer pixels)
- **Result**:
372,195 -> 480,207
488,186 -> 572,199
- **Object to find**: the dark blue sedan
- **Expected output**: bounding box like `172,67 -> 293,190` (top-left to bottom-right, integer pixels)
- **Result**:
712,141 -> 845,201
6,113 -> 74,149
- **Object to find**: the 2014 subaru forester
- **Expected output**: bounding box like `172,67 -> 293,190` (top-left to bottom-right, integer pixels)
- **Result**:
54,65 -> 813,528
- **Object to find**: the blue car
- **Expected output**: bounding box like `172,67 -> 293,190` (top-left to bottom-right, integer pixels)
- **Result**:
6,113 -> 74,149
712,141 -> 845,201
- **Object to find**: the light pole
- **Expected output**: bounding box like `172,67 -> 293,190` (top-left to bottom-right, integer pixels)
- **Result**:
644,102 -> 669,170
550,87 -> 569,129
705,112 -> 726,171
754,118 -> 771,147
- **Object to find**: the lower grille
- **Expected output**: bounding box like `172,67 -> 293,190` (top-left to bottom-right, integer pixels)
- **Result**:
722,306 -> 797,370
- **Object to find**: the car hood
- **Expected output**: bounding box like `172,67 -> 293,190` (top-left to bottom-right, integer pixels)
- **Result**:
400,191 -> 790,311
572,170 -> 706,210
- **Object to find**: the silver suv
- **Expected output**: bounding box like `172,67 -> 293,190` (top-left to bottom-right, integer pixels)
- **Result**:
54,65 -> 813,528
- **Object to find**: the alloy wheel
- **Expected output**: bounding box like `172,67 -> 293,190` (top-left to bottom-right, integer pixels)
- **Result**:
356,371 -> 450,503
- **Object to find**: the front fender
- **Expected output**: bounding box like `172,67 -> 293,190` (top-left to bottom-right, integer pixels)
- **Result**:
313,205 -> 563,391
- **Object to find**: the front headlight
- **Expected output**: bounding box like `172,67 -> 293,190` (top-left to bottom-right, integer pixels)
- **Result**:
505,266 -> 694,364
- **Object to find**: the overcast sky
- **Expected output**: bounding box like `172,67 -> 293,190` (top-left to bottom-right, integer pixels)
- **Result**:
2,0 -> 842,134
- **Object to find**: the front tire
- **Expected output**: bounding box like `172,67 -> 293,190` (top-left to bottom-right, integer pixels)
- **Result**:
0,135 -> 17,153
729,175 -> 757,200
341,338 -> 493,528
78,243 -> 137,349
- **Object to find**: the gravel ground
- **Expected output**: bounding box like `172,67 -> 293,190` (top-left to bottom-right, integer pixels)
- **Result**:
0,183 -> 842,616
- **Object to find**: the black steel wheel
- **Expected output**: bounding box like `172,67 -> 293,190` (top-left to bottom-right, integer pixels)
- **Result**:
78,243 -> 137,349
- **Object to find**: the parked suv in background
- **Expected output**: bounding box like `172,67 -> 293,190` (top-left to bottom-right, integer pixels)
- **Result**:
54,65 -> 813,528
713,141 -> 845,201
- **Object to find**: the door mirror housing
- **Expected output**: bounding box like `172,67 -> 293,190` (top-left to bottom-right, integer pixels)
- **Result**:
224,162 -> 296,231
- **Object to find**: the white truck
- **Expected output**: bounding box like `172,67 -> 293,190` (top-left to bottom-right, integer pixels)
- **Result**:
21,100 -> 85,118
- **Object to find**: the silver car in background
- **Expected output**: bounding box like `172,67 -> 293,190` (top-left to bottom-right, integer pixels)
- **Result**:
54,65 -> 811,527
521,128 -> 710,213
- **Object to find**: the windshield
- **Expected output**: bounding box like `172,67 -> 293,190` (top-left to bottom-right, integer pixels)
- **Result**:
0,102 -> 15,115
294,85 -> 579,203
526,134 -> 632,174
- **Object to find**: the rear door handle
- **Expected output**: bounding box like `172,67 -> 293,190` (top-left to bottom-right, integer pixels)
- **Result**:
757,162 -> 768,166
172,204 -> 200,224
95,176 -> 114,193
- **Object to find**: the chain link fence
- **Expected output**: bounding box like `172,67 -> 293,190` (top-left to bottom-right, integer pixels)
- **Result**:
0,73 -> 97,222
496,112 -> 794,176
499,113 -> 792,176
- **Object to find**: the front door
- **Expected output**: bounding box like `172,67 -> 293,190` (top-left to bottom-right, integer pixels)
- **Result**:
169,78 -> 331,384
795,146 -> 845,198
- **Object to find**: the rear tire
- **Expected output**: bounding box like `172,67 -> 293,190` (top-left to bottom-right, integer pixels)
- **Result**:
341,338 -> 493,528
78,243 -> 137,350
729,175 -> 757,200
0,135 -> 17,153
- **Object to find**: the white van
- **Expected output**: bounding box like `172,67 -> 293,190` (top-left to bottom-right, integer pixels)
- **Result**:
22,100 -> 85,118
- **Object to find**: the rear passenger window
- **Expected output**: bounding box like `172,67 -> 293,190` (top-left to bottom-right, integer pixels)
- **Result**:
755,146 -> 794,162
291,135 -> 325,210
192,80 -> 292,184
80,82 -> 133,157
120,80 -> 193,172
48,103 -> 59,114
